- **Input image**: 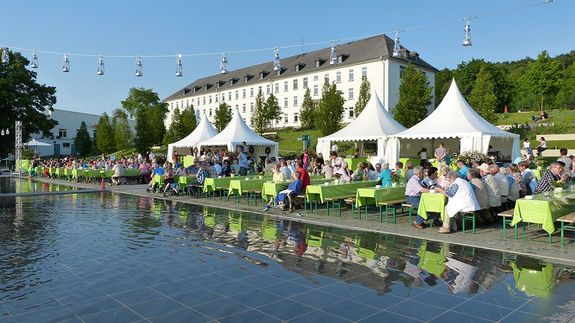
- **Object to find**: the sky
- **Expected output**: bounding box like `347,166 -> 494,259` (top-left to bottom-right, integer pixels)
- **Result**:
1,0 -> 573,116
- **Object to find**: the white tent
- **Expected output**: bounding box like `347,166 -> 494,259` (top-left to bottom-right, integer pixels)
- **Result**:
316,90 -> 406,163
198,109 -> 279,158
385,79 -> 520,164
167,113 -> 218,162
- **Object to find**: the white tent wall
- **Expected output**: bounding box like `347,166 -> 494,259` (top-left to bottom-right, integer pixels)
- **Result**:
316,139 -> 331,161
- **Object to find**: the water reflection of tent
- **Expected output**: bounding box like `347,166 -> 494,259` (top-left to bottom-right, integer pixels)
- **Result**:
510,262 -> 555,298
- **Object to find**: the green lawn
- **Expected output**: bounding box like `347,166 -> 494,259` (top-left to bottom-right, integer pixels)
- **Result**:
274,128 -> 322,154
546,140 -> 575,149
497,109 -> 575,128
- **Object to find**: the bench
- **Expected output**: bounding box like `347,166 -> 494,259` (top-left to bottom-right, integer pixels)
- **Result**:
558,212 -> 575,245
401,203 -> 418,223
324,195 -> 355,218
461,211 -> 477,234
377,199 -> 406,224
498,209 -> 518,239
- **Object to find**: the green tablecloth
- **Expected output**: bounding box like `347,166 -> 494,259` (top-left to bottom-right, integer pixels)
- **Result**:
344,157 -> 368,171
417,192 -> 447,221
531,169 -> 542,180
228,178 -> 266,196
306,181 -> 378,204
355,186 -> 406,207
203,175 -> 254,192
511,193 -> 575,234
510,262 -> 554,298
261,178 -> 328,199
183,155 -> 194,167
178,175 -> 197,189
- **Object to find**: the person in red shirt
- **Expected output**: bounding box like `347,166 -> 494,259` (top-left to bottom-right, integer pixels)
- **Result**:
296,160 -> 310,193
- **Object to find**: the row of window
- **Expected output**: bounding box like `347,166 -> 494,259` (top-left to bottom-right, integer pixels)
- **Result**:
170,66 -> 368,110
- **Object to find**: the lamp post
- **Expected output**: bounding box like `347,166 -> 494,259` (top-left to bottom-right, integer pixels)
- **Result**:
0,121 -> 21,174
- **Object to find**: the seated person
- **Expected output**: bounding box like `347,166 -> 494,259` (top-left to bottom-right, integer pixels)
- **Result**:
435,171 -> 480,234
422,167 -> 438,189
378,163 -> 392,187
369,163 -> 382,181
351,162 -> 369,181
111,161 -> 125,185
455,160 -> 469,179
336,162 -> 352,183
272,163 -> 286,182
264,171 -> 302,211
321,164 -> 333,180
185,161 -> 199,176
220,160 -> 232,177
406,166 -> 430,229
535,162 -> 565,193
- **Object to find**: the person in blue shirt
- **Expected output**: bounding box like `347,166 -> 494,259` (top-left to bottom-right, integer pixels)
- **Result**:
264,171 -> 302,211
378,163 -> 392,187
455,160 -> 468,179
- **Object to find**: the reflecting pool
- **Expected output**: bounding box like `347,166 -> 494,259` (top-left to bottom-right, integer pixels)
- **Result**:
0,177 -> 80,194
0,181 -> 574,322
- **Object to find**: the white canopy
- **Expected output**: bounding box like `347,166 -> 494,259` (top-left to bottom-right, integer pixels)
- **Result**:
316,90 -> 406,163
198,109 -> 279,157
24,139 -> 51,147
167,113 -> 218,161
385,79 -> 520,163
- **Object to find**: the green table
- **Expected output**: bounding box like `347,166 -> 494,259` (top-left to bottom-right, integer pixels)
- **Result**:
355,186 -> 406,207
178,175 -> 197,190
261,178 -> 328,200
203,176 -> 246,193
511,193 -> 575,234
417,192 -> 447,221
228,178 -> 267,196
306,181 -> 378,204
183,155 -> 194,167
344,157 -> 368,171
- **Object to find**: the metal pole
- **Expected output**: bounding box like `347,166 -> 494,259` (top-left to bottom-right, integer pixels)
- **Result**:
15,121 -> 22,177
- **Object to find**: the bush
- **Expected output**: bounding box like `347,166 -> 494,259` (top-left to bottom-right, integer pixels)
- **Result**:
457,152 -> 491,165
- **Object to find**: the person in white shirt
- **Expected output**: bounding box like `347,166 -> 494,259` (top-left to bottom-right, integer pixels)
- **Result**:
536,137 -> 547,156
336,162 -> 351,183
331,143 -> 339,153
490,164 -> 509,205
523,138 -> 533,157
435,171 -> 480,233
478,163 -> 501,221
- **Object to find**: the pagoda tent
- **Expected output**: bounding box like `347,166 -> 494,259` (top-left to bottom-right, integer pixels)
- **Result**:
316,90 -> 406,164
198,109 -> 278,158
385,79 -> 520,164
167,113 -> 218,162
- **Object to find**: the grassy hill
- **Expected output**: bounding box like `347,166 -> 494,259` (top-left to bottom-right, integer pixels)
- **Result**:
496,109 -> 575,134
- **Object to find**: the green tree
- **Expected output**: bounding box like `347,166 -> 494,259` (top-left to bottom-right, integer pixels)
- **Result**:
264,93 -> 281,129
556,62 -> 575,108
468,66 -> 498,123
315,80 -> 345,136
393,64 -> 432,128
73,121 -> 92,156
134,108 -> 152,155
95,113 -> 116,154
121,88 -> 167,149
163,108 -> 180,146
112,109 -> 132,151
214,102 -> 232,131
251,89 -> 268,134
300,88 -> 316,129
524,50 -> 562,110
180,105 -> 197,134
354,76 -> 371,116
0,50 -> 58,155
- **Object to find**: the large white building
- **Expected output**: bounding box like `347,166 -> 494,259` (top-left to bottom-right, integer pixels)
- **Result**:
31,109 -> 135,157
164,34 -> 437,129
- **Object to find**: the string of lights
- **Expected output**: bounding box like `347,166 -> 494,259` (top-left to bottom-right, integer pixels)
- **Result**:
0,0 -> 554,77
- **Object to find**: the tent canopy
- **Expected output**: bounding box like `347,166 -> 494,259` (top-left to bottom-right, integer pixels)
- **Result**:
25,139 -> 51,147
386,79 -> 520,163
199,109 -> 278,157
167,113 -> 218,161
316,90 -> 405,161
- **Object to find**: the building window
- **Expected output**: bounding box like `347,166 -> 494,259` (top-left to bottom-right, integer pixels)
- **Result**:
242,104 -> 246,113
349,69 -> 354,82
176,102 -> 179,109
242,89 -> 246,99
284,97 -> 288,108
202,97 -> 206,104
235,104 -> 238,111
215,95 -> 218,103
313,75 -> 319,81
283,81 -> 288,92
235,90 -> 239,100
400,66 -> 407,78
293,96 -> 298,107
303,77 -> 308,89
349,107 -> 354,118
63,142 -> 70,148
209,96 -> 212,104
258,86 -> 262,93
294,113 -> 299,123
336,72 -> 341,83
250,102 -> 254,112
293,79 -> 298,90
250,87 -> 254,97
266,84 -> 271,95
324,74 -> 329,82
284,114 -> 288,123
58,129 -> 67,138
348,88 -> 354,100
170,102 -> 174,109
209,109 -> 212,117
228,92 -> 232,101
362,66 -> 368,77
275,83 -> 279,93
313,84 -> 319,97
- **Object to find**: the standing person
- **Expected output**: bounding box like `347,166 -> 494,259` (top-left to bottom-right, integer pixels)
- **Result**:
523,138 -> 533,157
435,171 -> 480,234
536,137 -> 547,156
295,161 -> 310,193
330,152 -> 343,170
302,150 -> 310,169
331,143 -> 339,154
418,147 -> 429,168
237,146 -> 249,176
406,166 -> 430,229
434,143 -> 447,166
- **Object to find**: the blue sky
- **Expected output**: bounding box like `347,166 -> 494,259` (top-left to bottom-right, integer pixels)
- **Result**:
1,0 -> 572,115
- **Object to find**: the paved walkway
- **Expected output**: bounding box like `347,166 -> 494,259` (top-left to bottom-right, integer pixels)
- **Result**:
25,177 -> 575,265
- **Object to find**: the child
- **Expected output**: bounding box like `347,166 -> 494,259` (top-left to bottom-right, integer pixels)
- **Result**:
264,171 -> 302,211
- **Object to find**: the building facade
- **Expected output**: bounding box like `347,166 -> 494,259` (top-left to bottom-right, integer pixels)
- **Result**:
31,109 -> 135,157
164,35 -> 437,129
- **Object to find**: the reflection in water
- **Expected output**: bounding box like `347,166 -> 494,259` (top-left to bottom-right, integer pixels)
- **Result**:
0,184 -> 574,320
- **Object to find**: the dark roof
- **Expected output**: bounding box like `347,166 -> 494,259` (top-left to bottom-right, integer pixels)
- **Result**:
164,34 -> 437,101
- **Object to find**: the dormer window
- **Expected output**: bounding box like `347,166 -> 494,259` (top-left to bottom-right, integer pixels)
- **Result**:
229,78 -> 238,86
259,71 -> 268,79
314,59 -> 325,68
294,63 -> 304,72
182,88 -> 190,95
204,83 -> 211,91
193,86 -> 201,93
243,74 -> 253,82
216,81 -> 225,89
